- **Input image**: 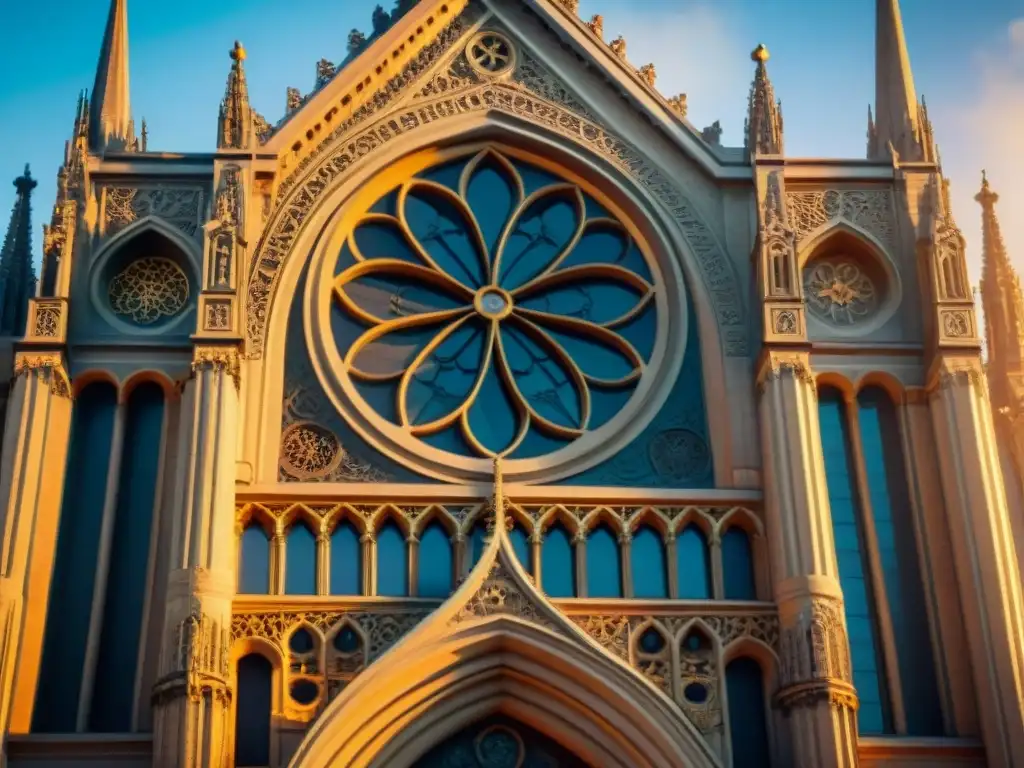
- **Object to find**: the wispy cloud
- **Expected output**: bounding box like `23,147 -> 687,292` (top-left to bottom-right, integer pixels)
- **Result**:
939,17 -> 1024,285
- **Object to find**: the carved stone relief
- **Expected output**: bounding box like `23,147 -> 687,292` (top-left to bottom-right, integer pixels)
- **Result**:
103,185 -> 204,239
786,189 -> 896,254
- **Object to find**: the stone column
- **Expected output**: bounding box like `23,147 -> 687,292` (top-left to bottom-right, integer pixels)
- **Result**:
928,356 -> 1024,765
152,345 -> 240,768
0,354 -> 73,738
757,351 -> 858,768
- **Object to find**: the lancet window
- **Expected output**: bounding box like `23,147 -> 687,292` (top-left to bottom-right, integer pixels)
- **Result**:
817,385 -> 944,735
235,503 -> 764,602
35,379 -> 168,734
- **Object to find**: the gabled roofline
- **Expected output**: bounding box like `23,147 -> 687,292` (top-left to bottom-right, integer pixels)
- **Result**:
502,0 -> 744,179
262,0 -> 466,161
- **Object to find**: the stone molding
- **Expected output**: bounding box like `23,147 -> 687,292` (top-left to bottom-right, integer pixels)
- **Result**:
13,353 -> 71,399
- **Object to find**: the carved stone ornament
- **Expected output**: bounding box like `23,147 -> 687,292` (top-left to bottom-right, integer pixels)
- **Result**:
786,188 -> 896,253
13,354 -> 71,399
153,603 -> 231,705
772,309 -> 799,335
756,353 -> 815,394
31,301 -> 62,338
204,299 -> 232,331
466,31 -> 516,77
103,185 -> 204,239
109,257 -> 190,325
246,17 -> 749,358
214,165 -> 243,228
192,345 -> 241,388
935,360 -> 986,394
941,309 -> 973,339
777,596 -> 857,713
803,257 -> 878,326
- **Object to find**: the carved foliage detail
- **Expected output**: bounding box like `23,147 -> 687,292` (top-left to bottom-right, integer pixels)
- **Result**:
104,186 -> 204,239
786,189 -> 896,253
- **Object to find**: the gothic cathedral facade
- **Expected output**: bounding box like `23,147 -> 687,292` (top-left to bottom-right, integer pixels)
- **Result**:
1,0 -> 1024,766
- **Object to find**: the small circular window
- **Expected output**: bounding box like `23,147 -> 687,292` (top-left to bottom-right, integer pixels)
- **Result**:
108,257 -> 189,325
803,256 -> 878,326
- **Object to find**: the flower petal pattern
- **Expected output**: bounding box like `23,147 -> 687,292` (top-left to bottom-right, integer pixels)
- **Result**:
332,147 -> 657,459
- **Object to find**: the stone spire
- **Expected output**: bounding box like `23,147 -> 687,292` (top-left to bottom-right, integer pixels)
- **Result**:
89,0 -> 137,152
869,0 -> 933,161
977,172 -> 1024,410
745,44 -> 783,156
218,41 -> 258,150
0,167 -> 38,337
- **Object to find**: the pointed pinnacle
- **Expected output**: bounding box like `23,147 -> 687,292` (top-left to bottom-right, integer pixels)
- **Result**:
231,40 -> 246,62
976,170 -> 998,207
751,43 -> 770,63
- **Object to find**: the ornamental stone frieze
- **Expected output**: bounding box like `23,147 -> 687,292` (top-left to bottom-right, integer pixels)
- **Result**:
153,602 -> 231,706
785,188 -> 896,254
102,184 -> 205,240
12,353 -> 71,399
191,345 -> 242,388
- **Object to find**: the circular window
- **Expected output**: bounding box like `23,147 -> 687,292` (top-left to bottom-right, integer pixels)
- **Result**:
280,422 -> 343,480
474,725 -> 525,768
108,256 -> 189,325
308,145 -> 682,483
289,628 -> 315,655
290,679 -> 320,706
466,31 -> 516,76
638,627 -> 666,654
333,626 -> 361,654
684,682 -> 709,703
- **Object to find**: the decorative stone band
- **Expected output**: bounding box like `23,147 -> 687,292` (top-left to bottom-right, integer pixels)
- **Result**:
13,353 -> 71,399
776,679 -> 859,713
756,351 -> 816,395
191,345 -> 242,389
927,357 -> 987,398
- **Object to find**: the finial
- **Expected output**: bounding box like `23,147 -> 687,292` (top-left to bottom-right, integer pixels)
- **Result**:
587,14 -> 604,39
609,36 -> 626,59
14,165 -> 37,194
976,169 -> 998,207
231,40 -> 246,62
638,63 -> 656,88
751,43 -> 770,63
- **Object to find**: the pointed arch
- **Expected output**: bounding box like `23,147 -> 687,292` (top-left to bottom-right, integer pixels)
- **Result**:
290,616 -> 719,768
96,215 -> 202,267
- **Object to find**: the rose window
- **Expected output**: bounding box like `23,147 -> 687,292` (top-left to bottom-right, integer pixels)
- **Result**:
803,257 -> 877,325
328,148 -> 660,462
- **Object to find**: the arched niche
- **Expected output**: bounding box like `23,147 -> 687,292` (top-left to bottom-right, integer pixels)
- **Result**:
251,114 -> 733,487
86,218 -> 198,337
798,225 -> 902,339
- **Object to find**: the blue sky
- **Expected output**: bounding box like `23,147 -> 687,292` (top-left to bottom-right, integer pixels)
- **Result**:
0,0 -> 1021,285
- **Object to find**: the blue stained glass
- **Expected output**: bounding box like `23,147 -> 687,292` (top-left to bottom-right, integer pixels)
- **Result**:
465,361 -> 521,454
376,523 -> 408,597
239,526 -> 271,594
235,654 -> 272,766
632,526 -> 668,598
677,525 -> 712,599
331,522 -> 362,595
517,280 -> 646,327
499,195 -> 581,291
857,388 -> 943,736
541,525 -> 576,597
333,149 -> 655,463
404,188 -> 486,288
501,324 -> 581,430
285,523 -> 317,596
818,388 -> 891,734
509,525 -> 531,570
586,525 -> 622,598
418,522 -> 453,598
469,522 -> 488,567
36,383 -> 116,733
726,658 -> 771,768
407,321 -> 487,426
465,162 -> 516,256
90,383 -> 165,733
722,528 -> 757,600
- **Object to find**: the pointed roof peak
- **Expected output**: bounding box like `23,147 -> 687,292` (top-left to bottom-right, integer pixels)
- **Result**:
0,164 -> 38,336
90,0 -> 136,152
977,169 -> 999,208
871,0 -> 926,161
746,43 -> 783,156
218,38 -> 261,149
